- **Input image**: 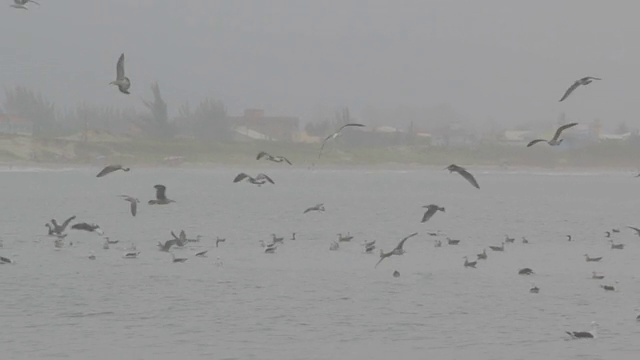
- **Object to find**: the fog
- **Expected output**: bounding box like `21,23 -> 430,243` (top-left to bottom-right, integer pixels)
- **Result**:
1,0 -> 639,128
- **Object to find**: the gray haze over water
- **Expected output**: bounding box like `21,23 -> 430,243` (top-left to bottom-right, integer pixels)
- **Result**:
1,167 -> 640,359
1,1 -> 640,128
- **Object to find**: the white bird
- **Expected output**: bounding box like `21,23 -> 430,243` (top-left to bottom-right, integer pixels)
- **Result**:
319,123 -> 365,157
526,123 -> 578,147
119,195 -> 140,216
559,77 -> 601,102
110,53 -> 131,94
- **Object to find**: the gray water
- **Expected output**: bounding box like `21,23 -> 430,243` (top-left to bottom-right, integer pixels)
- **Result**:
1,166 -> 639,360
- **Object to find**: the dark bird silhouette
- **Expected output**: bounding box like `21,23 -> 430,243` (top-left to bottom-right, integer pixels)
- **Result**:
319,123 -> 365,157
609,240 -> 624,250
604,231 -> 611,238
110,53 -> 131,94
216,237 -> 226,247
256,151 -> 292,165
157,239 -> 179,252
522,237 -> 529,244
518,268 -> 534,275
489,242 -> 505,252
612,228 -> 620,233
526,123 -> 578,147
566,322 -> 598,339
584,254 -> 602,262
601,284 -> 616,292
119,195 -> 139,216
567,235 -> 572,242
445,164 -> 480,189
627,226 -> 640,237
477,249 -> 487,260
559,77 -> 601,102
463,256 -> 477,268
233,173 -> 274,186
447,237 -> 460,245
530,283 -> 540,294
195,250 -> 208,257
374,232 -> 418,268
48,215 -> 76,235
148,184 -> 175,205
170,231 -> 187,247
592,272 -> 605,280
96,164 -> 130,177
11,0 -> 39,10
71,222 -> 103,235
421,204 -> 445,223
505,235 -> 515,243
303,203 -> 325,214
171,253 -> 188,263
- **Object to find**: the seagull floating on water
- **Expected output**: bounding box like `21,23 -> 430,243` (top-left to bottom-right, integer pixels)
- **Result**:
195,250 -> 208,257
375,232 -> 418,268
110,53 -> 131,94
505,235 -> 515,243
489,242 -> 505,252
463,256 -> 477,268
529,283 -> 540,294
337,233 -> 353,242
592,271 -> 605,280
526,123 -> 578,148
319,123 -> 365,157
0,255 -> 14,264
122,251 -> 140,259
447,237 -> 460,245
216,237 -> 226,247
477,249 -> 487,260
119,195 -> 140,216
96,164 -> 130,177
303,203 -> 325,214
559,77 -> 601,102
233,173 -> 274,186
256,151 -> 292,165
609,240 -> 624,250
518,268 -> 534,275
171,253 -> 188,263
584,254 -> 602,262
566,322 -> 598,339
148,184 -> 175,205
445,164 -> 480,189
421,205 -> 445,223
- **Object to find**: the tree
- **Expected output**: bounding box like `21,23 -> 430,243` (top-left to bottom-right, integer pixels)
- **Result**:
183,98 -> 229,141
141,82 -> 173,138
4,86 -> 56,135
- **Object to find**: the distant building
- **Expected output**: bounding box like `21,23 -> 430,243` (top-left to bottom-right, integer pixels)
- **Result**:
0,115 -> 33,136
229,109 -> 299,141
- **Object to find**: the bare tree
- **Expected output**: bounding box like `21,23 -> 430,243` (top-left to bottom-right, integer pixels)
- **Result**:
141,82 -> 174,138
4,86 -> 56,136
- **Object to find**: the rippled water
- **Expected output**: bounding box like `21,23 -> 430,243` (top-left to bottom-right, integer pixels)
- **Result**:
1,166 -> 639,359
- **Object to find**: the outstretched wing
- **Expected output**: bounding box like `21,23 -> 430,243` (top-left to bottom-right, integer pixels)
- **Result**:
256,173 -> 274,184
154,184 -> 167,200
421,207 -> 437,223
395,232 -> 419,251
60,215 -> 77,231
337,123 -> 365,132
526,139 -> 546,147
552,122 -> 578,142
627,226 -> 640,235
256,151 -> 269,160
559,80 -> 580,102
281,156 -> 292,165
130,200 -> 137,216
458,169 -> 480,189
233,173 -> 250,183
116,53 -> 126,81
96,165 -> 119,177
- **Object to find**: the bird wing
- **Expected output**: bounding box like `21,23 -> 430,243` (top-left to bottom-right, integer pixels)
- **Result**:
281,156 -> 292,165
96,165 -> 119,177
584,76 -> 602,81
559,80 -> 581,102
154,184 -> 167,200
526,139 -> 547,147
179,230 -> 187,241
338,123 -> 365,132
233,173 -> 250,183
458,169 -> 480,189
116,53 -> 126,81
627,226 -> 640,235
552,122 -> 579,142
256,173 -> 274,184
395,232 -> 418,251
374,252 -> 391,268
130,201 -> 137,216
421,207 -> 437,223
60,215 -> 77,231
256,151 -> 269,160
170,231 -> 180,240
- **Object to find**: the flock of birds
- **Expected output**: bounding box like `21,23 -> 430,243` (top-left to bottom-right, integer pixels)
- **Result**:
3,3 -> 631,338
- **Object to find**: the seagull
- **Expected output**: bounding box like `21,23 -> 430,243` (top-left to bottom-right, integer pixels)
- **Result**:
529,283 -> 540,294
374,232 -> 418,268
559,77 -> 601,102
421,205 -> 445,223
319,123 -> 365,157
0,255 -> 13,264
171,253 -> 188,263
233,173 -> 274,186
256,151 -> 292,165
96,164 -> 130,177
329,241 -> 339,251
518,268 -> 534,275
88,252 -> 96,260
477,249 -> 487,260
584,254 -> 602,262
363,240 -> 376,253
170,230 -> 187,247
567,235 -> 572,242
505,235 -> 515,243
337,233 -> 354,242
71,222 -> 103,235
445,164 -> 480,189
216,237 -> 226,247
446,237 -> 460,245
195,250 -> 208,257
604,231 -> 611,238
612,228 -> 620,233
463,256 -> 477,268
157,239 -> 179,252
609,240 -> 624,250
526,123 -> 578,147
110,53 -> 131,94
303,203 -> 325,214
11,0 -> 38,10
627,226 -> 640,237
119,195 -> 140,216
48,216 -> 76,235
148,184 -> 175,205
104,236 -> 118,244
434,239 -> 442,247
393,270 -> 400,278
489,243 -> 505,252
592,271 -> 605,280
522,237 -> 529,244
566,322 -> 598,339
601,283 -> 616,292
122,251 -> 140,259
265,243 -> 278,253
290,233 -> 296,241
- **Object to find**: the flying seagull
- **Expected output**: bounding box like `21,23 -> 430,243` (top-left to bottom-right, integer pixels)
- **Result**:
319,123 -> 365,157
157,239 -> 179,252
445,164 -> 480,189
526,123 -> 578,147
233,173 -> 274,186
216,237 -> 226,247
257,151 -> 292,165
559,77 -> 601,102
71,222 -> 103,235
11,0 -> 38,10
195,250 -> 208,257
0,255 -> 14,264
566,322 -> 598,339
421,204 -> 445,223
375,232 -> 418,268
110,53 -> 131,94
119,195 -> 140,216
627,226 -> 640,237
48,215 -> 76,235
148,184 -> 175,205
171,253 -> 188,263
96,164 -> 130,177
303,203 -> 325,214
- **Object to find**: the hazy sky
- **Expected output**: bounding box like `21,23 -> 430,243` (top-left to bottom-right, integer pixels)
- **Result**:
1,1 -> 639,128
